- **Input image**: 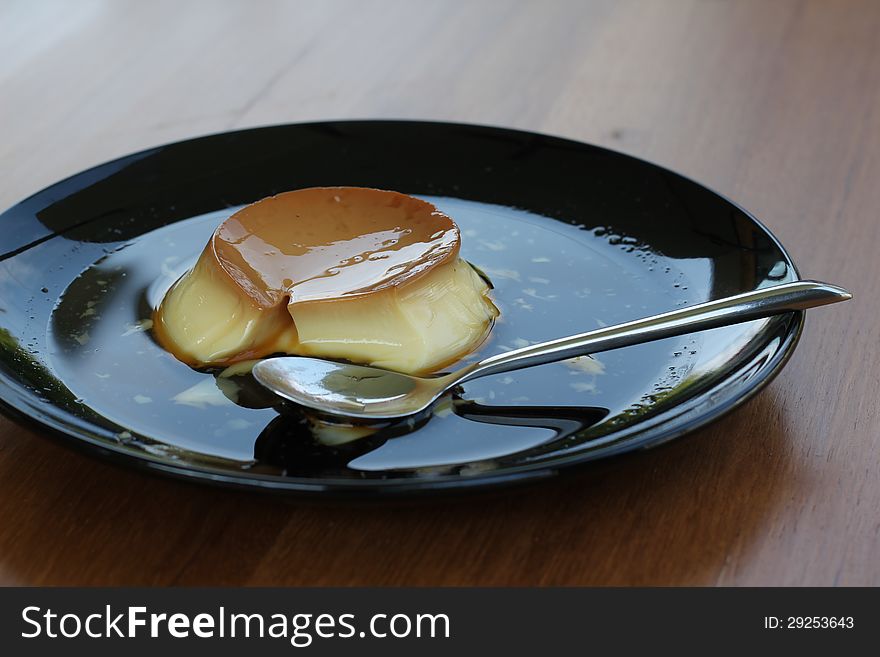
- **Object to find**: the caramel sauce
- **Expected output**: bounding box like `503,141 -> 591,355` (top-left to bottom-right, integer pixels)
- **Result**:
211,187 -> 460,309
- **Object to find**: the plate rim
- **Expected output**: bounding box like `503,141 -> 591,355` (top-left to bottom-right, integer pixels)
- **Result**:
0,119 -> 805,496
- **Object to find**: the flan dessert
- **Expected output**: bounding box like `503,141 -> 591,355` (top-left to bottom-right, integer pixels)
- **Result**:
153,187 -> 498,374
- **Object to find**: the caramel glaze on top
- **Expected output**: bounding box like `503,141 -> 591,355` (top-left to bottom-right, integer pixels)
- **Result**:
213,186 -> 460,309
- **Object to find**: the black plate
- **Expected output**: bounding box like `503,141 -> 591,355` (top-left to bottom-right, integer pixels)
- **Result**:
0,121 -> 801,496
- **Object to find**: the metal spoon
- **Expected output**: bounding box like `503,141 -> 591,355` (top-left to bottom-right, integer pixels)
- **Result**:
252,280 -> 851,420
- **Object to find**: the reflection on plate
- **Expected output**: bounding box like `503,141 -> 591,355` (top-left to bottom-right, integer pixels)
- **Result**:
0,121 -> 801,495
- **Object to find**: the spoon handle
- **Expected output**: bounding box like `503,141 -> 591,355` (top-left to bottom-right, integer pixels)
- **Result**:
453,280 -> 851,385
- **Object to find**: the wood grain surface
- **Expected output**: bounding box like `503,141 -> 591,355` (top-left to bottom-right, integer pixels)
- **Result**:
1,0 -> 877,586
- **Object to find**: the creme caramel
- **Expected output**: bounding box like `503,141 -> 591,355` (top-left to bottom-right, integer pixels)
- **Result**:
153,187 -> 498,374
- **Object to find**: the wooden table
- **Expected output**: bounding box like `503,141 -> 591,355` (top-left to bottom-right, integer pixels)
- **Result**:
1,0 -> 877,586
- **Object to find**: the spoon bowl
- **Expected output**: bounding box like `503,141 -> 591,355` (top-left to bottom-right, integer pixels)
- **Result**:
253,357 -> 451,420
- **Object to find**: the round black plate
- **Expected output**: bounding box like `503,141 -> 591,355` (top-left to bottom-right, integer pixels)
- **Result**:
0,121 -> 801,496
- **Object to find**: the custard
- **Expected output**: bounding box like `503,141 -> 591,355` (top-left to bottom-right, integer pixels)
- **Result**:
153,187 -> 498,374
